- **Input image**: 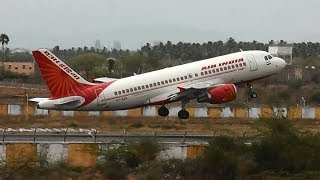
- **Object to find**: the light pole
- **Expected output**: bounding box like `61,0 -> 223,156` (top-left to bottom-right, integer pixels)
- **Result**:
26,93 -> 29,112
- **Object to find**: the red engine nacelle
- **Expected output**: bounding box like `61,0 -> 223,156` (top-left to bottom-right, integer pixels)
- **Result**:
197,84 -> 237,104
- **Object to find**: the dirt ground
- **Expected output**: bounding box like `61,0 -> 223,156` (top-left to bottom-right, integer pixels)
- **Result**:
0,115 -> 319,136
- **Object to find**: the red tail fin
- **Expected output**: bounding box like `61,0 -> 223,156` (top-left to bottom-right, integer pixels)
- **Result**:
32,49 -> 95,99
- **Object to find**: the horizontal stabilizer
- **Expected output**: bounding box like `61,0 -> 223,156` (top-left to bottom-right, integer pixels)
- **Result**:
29,98 -> 49,102
36,96 -> 85,110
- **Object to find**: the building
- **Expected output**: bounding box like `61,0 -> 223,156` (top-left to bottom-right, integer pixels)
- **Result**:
268,45 -> 293,65
94,40 -> 101,51
113,41 -> 121,50
0,62 -> 35,76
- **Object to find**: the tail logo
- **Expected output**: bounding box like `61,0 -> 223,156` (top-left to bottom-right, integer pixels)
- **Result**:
43,50 -> 80,80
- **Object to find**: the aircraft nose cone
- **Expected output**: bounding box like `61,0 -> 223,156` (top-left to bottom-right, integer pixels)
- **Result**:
279,58 -> 286,69
275,57 -> 286,69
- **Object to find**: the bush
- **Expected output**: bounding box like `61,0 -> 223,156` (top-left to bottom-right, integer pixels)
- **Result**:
252,118 -> 320,173
288,79 -> 303,89
98,139 -> 161,179
128,138 -> 161,162
310,91 -> 320,104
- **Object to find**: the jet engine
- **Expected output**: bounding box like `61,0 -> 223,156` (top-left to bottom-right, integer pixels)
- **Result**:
197,84 -> 237,104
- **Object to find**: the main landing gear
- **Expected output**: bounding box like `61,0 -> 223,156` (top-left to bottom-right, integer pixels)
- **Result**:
158,105 -> 169,117
247,83 -> 258,98
178,99 -> 189,119
158,100 -> 190,119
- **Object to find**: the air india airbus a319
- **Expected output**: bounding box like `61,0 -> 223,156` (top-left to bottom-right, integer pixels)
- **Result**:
30,49 -> 286,119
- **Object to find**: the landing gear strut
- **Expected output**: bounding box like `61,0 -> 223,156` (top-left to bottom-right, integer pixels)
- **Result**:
178,99 -> 190,119
247,83 -> 258,98
158,105 -> 169,117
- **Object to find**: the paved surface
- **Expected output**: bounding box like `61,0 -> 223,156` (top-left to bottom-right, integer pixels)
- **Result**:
0,133 -> 216,144
0,128 -> 260,144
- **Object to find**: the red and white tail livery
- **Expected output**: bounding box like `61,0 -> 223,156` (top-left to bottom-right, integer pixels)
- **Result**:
31,48 -> 286,119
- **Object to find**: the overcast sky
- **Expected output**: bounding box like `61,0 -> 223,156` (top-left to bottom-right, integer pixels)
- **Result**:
1,0 -> 319,50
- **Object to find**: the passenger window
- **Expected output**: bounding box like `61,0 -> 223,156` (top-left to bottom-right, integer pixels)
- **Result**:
126,89 -> 129,93
235,64 -> 239,68
130,88 -> 133,92
176,78 -> 180,81
118,91 -> 121,94
138,86 -> 141,90
228,66 -> 231,70
243,62 -> 246,66
165,80 -> 168,84
188,74 -> 192,78
122,90 -> 125,94
142,85 -> 145,89
212,69 -> 215,73
114,92 -> 117,95
195,73 -> 198,77
239,63 -> 243,67
173,78 -> 176,82
268,55 -> 272,59
264,56 -> 268,61
149,84 -> 152,87
224,67 -> 227,70
134,87 -> 137,91
201,72 -> 204,76
204,71 -> 208,75
157,82 -> 160,85
169,79 -> 172,83
180,77 -> 184,80
216,68 -> 219,72
220,68 -> 223,71
161,81 -> 164,85
184,76 -> 187,79
153,83 -> 157,86
232,65 -> 235,69
208,70 -> 212,74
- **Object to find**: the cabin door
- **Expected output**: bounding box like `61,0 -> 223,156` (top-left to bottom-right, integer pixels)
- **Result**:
246,54 -> 258,71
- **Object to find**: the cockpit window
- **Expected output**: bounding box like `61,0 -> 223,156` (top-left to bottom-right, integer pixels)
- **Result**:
265,55 -> 273,60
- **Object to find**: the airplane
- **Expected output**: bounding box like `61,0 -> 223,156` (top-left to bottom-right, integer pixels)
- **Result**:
30,49 -> 286,119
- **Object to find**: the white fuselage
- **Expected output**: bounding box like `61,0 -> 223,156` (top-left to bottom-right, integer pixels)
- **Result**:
77,50 -> 285,111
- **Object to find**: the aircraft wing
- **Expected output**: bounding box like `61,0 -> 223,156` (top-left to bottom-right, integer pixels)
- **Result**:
147,78 -> 225,104
94,77 -> 118,83
183,78 -> 225,89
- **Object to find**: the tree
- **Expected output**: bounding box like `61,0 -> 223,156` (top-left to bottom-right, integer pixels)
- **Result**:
68,53 -> 106,81
0,33 -> 9,67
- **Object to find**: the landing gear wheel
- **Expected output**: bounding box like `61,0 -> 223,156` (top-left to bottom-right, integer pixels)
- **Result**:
247,83 -> 258,99
250,92 -> 258,98
178,109 -> 189,119
158,106 -> 169,117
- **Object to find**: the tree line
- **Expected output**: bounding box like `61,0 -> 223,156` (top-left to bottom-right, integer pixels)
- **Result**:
1,37 -> 320,62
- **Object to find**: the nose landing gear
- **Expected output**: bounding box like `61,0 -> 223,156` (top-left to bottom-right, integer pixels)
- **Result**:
247,83 -> 258,98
